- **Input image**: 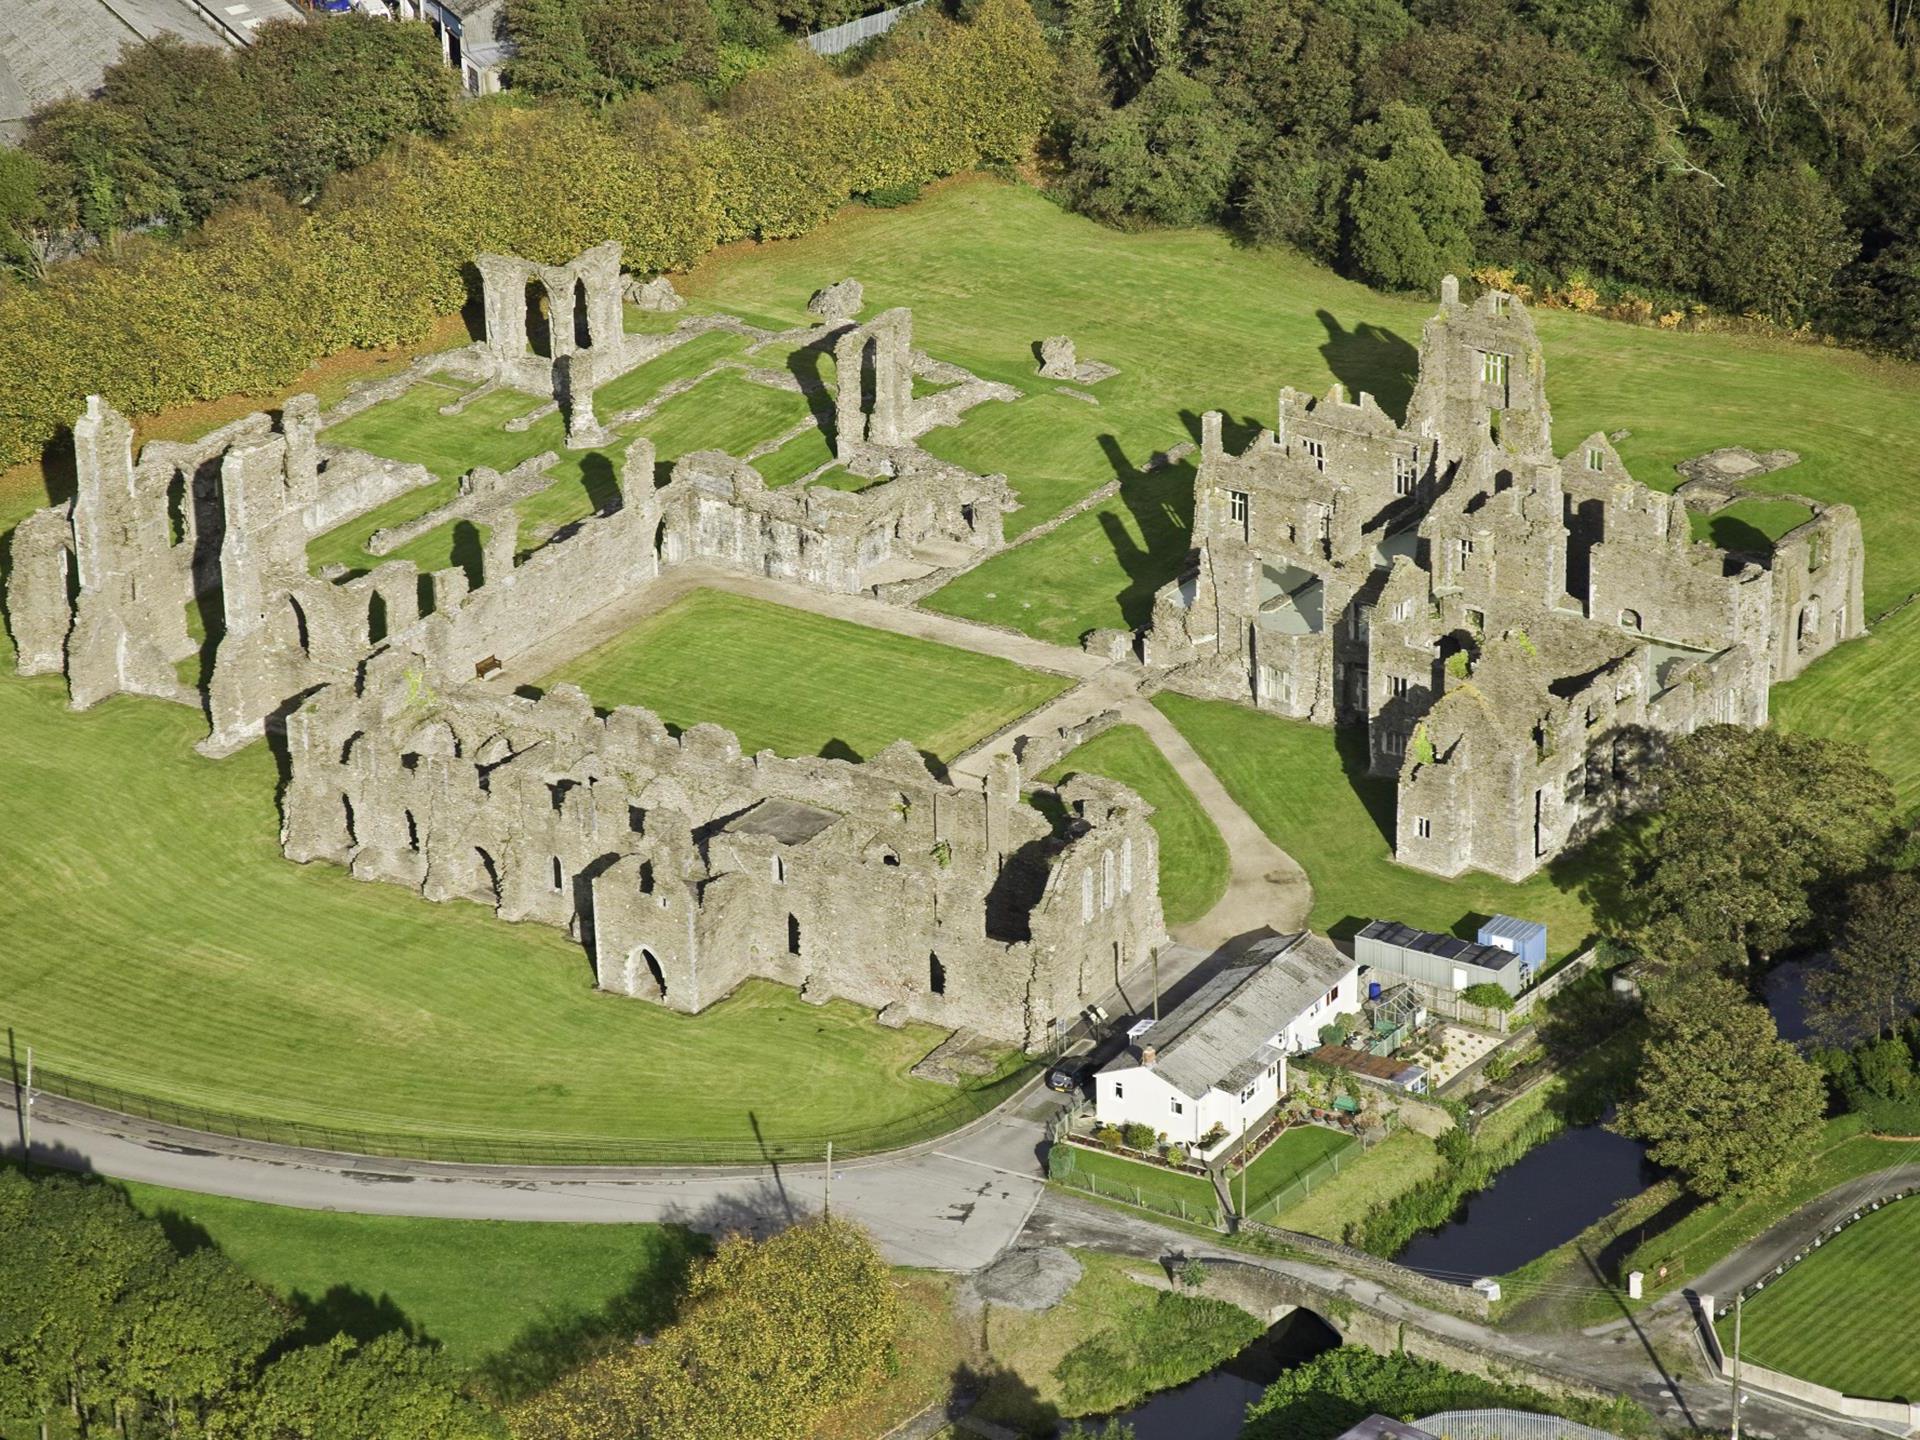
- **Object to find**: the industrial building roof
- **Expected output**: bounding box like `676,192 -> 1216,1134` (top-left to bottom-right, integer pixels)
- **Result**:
1103,931 -> 1352,1100
1357,920 -> 1521,974
1478,914 -> 1546,948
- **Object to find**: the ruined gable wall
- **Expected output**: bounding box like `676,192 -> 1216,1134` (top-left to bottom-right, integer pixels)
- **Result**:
1767,505 -> 1865,681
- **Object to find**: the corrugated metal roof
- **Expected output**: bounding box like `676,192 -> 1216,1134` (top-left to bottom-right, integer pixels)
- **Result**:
1357,919 -> 1521,973
1104,932 -> 1352,1100
1479,913 -> 1546,944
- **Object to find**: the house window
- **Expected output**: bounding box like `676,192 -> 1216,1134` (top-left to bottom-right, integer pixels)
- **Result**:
1455,537 -> 1474,569
1114,1081 -> 1124,1098
1303,437 -> 1327,472
1481,351 -> 1509,387
1415,816 -> 1432,839
1395,453 -> 1417,495
1389,675 -> 1411,698
1228,489 -> 1249,535
1326,986 -> 1340,1005
1586,446 -> 1605,472
1170,1099 -> 1184,1115
1240,1083 -> 1256,1101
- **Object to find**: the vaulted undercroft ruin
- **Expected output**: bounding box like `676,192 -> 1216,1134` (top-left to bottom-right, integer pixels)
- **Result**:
1143,276 -> 1866,882
3,247 -> 1159,1049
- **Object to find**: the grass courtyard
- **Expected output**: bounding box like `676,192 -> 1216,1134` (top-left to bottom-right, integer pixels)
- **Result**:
1723,1196 -> 1920,1400
1153,692 -> 1600,959
1040,722 -> 1229,926
542,588 -> 1070,766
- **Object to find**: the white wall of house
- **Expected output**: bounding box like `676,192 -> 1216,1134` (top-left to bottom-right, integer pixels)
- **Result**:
1278,962 -> 1361,1053
1095,1056 -> 1287,1148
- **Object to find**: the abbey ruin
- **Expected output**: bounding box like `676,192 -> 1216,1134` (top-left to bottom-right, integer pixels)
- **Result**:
4,244 -> 1162,1051
1144,277 -> 1865,881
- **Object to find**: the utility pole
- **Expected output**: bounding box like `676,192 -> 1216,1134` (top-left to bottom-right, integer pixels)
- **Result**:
1730,1291 -> 1744,1440
823,1140 -> 832,1221
21,1044 -> 31,1169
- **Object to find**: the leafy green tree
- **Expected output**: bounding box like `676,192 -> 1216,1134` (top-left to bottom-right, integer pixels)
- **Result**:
1709,163 -> 1856,323
235,1331 -> 504,1440
0,147 -> 49,274
1615,973 -> 1826,1199
1808,870 -> 1920,1048
515,1218 -> 899,1440
24,98 -> 177,238
93,34 -> 264,222
243,17 -> 459,202
1341,101 -> 1482,290
1623,726 -> 1895,970
507,0 -> 721,101
1060,72 -> 1244,228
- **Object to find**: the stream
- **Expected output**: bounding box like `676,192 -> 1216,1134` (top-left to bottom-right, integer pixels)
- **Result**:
1092,1308 -> 1339,1438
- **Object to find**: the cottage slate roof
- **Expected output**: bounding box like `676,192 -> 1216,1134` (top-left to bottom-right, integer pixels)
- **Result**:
1103,931 -> 1353,1101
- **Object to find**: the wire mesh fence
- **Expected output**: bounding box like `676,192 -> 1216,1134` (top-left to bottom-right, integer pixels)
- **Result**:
1047,1144 -> 1226,1230
1413,1408 -> 1625,1440
15,1056 -> 1039,1167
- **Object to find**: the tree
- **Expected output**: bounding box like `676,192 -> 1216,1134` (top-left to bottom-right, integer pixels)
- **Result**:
0,147 -> 49,274
24,98 -> 176,238
1623,727 -> 1895,970
1808,870 -> 1920,1047
1709,162 -> 1856,323
1059,71 -> 1244,228
235,1331 -> 503,1440
1615,973 -> 1826,1199
515,1218 -> 900,1440
1342,102 -> 1483,290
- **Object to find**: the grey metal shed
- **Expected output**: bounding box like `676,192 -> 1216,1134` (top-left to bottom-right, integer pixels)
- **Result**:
1354,920 -> 1527,997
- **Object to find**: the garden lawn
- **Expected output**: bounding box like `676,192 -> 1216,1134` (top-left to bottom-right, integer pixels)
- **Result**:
114,1180 -> 704,1383
1039,722 -> 1228,926
1052,1144 -> 1223,1226
1265,1128 -> 1444,1243
640,369 -> 813,464
1725,1196 -> 1920,1400
1240,1125 -> 1358,1217
1153,692 -> 1599,959
543,588 -> 1069,765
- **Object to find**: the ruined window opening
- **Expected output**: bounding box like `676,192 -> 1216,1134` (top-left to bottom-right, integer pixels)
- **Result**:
1455,537 -> 1474,570
1415,816 -> 1432,839
401,752 -> 420,772
525,281 -> 550,358
628,805 -> 646,834
166,469 -> 189,547
551,856 -> 564,892
1586,447 -> 1605,472
1466,608 -> 1485,635
572,277 -> 591,350
1481,351 -> 1509,387
1797,601 -> 1821,652
404,809 -> 420,853
929,953 -> 945,995
881,850 -> 900,867
1390,675 -> 1411,698
1395,454 -> 1417,496
1492,293 -> 1510,315
1303,437 -> 1326,472
772,855 -> 785,884
639,947 -> 666,998
1382,730 -> 1407,758
787,913 -> 802,955
548,779 -> 575,813
634,860 -> 654,894
1227,489 -> 1249,538
1619,608 -> 1643,631
367,592 -> 389,646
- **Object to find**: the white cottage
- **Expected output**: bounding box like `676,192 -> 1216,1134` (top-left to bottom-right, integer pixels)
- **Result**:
1093,932 -> 1359,1151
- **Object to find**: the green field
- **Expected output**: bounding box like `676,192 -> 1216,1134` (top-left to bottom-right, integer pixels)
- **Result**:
1152,692 -> 1600,958
1239,1124 -> 1358,1217
544,588 -> 1070,766
1040,723 -> 1228,926
1727,1196 -> 1920,1400
116,1179 -> 702,1389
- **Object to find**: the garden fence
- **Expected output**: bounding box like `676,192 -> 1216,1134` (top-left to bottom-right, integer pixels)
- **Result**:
1047,1144 -> 1225,1230
10,1054 -> 1038,1167
804,1 -> 924,55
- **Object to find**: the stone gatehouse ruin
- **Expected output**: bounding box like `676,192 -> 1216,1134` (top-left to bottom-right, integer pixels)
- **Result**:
1144,276 -> 1865,881
4,244 -> 1161,1049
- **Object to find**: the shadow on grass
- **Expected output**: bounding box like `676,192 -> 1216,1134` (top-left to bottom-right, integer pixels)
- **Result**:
475,1225 -> 710,1403
1316,311 -> 1418,424
1093,433 -> 1197,633
786,340 -> 837,451
1700,514 -> 1776,557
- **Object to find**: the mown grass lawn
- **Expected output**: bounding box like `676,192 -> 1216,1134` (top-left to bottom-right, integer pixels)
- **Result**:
0,546 -> 981,1149
1051,1144 -> 1224,1226
1266,1128 -> 1445,1243
1239,1125 -> 1357,1216
115,1179 -> 703,1386
1724,1195 -> 1920,1400
1772,600 -> 1920,807
544,588 -> 1070,765
1040,722 -> 1228,926
1152,692 -> 1600,960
